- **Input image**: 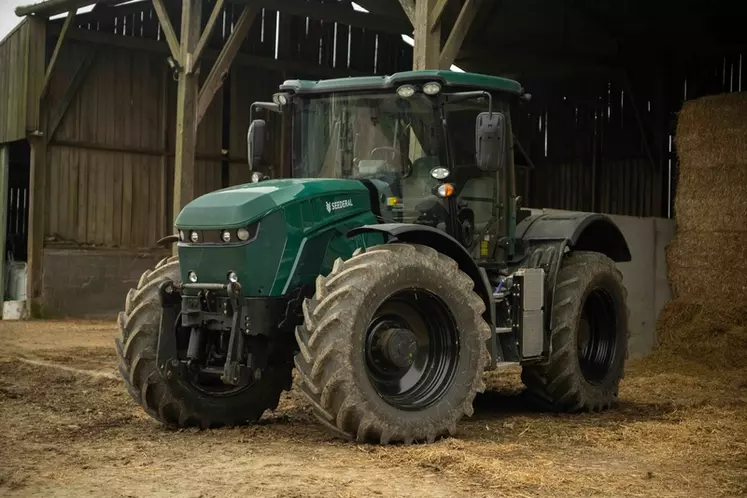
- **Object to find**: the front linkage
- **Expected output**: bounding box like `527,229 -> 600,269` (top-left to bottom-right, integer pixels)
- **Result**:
155,280 -> 286,389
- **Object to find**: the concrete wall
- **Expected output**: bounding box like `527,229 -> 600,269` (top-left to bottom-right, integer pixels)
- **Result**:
536,209 -> 675,358
41,247 -> 170,318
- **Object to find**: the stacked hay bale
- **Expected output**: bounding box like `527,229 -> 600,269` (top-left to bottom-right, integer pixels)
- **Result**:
661,92 -> 747,364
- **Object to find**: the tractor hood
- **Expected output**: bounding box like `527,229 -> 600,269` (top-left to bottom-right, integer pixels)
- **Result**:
174,178 -> 370,229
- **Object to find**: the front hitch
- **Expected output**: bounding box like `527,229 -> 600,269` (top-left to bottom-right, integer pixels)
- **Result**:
156,280 -> 259,387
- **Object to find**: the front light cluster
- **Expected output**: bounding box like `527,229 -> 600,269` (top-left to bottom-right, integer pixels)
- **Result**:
178,224 -> 258,244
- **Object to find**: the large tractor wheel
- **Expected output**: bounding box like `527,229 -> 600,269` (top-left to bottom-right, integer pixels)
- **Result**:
294,244 -> 490,445
115,256 -> 292,428
521,251 -> 629,412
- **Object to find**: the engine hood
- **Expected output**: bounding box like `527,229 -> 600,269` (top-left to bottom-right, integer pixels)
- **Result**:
174,178 -> 370,229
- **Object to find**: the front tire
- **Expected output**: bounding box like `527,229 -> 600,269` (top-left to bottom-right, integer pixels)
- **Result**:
294,244 -> 491,444
115,256 -> 292,428
521,251 -> 629,411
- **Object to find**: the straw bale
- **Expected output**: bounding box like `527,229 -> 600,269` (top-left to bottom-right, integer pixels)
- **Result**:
673,164 -> 747,231
656,298 -> 747,368
676,92 -> 747,168
667,231 -> 747,305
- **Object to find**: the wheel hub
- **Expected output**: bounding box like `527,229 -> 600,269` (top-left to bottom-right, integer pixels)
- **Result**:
367,322 -> 418,372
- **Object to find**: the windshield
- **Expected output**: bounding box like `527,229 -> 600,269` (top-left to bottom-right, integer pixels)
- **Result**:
290,90 -> 502,250
292,92 -> 448,222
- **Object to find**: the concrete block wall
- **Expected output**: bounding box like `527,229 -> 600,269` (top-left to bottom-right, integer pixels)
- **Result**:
41,247 -> 170,318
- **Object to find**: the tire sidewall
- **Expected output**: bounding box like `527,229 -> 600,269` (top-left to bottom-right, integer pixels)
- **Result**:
563,258 -> 628,401
342,247 -> 486,433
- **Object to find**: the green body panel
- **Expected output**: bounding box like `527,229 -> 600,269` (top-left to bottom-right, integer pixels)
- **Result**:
176,178 -> 384,297
280,70 -> 523,96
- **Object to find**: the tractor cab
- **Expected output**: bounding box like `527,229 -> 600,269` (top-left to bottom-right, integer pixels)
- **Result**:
248,71 -> 523,263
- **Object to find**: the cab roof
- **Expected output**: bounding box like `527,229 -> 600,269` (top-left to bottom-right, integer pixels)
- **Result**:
279,70 -> 524,96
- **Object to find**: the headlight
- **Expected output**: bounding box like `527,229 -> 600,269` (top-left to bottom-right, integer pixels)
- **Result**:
179,230 -> 185,241
396,84 -> 416,98
228,271 -> 239,283
237,228 -> 250,241
221,230 -> 231,242
188,271 -> 198,283
423,82 -> 441,95
430,167 -> 450,180
190,231 -> 199,243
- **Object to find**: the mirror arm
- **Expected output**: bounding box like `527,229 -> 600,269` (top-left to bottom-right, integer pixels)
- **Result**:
249,101 -> 281,122
446,91 -> 492,114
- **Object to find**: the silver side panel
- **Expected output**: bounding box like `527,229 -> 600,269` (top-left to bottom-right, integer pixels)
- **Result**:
515,268 -> 545,358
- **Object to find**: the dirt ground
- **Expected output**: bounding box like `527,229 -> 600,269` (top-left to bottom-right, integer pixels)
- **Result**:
0,320 -> 745,498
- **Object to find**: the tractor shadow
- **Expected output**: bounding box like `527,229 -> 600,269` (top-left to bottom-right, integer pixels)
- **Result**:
471,388 -> 682,426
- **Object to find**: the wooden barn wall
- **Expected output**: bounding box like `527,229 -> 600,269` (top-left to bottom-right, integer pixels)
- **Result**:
0,20 -> 30,144
41,2 -> 411,249
513,51 -> 745,219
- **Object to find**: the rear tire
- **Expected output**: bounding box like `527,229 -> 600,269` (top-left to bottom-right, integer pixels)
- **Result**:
521,251 -> 629,412
115,256 -> 292,428
294,244 -> 490,444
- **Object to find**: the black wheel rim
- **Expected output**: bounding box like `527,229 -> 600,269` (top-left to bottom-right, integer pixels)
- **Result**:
364,289 -> 459,410
577,287 -> 618,385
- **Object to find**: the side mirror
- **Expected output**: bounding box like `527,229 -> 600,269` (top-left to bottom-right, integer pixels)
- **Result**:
247,119 -> 266,170
475,111 -> 506,172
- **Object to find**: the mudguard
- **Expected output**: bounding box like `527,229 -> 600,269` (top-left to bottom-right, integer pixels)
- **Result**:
513,211 -> 631,361
347,223 -> 501,367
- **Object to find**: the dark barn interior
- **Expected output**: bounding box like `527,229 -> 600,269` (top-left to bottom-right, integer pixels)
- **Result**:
0,0 -> 745,316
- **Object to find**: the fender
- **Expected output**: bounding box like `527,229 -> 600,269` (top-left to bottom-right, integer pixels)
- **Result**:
517,211 -> 631,262
514,211 -> 631,361
347,223 -> 501,367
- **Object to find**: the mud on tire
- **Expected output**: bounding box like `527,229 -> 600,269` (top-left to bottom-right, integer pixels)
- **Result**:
294,243 -> 491,445
521,251 -> 629,412
115,256 -> 292,428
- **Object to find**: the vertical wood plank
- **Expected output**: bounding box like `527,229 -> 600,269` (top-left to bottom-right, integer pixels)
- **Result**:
0,146 -> 9,302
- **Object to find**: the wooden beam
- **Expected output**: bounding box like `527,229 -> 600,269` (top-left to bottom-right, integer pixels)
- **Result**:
439,0 -> 478,69
397,0 -> 416,25
196,5 -> 258,127
16,0 -> 93,17
40,10 -> 76,99
191,0 -> 224,71
413,0 -> 440,69
430,0 -> 449,31
172,0 -> 202,229
152,0 -> 181,62
46,49 -> 97,143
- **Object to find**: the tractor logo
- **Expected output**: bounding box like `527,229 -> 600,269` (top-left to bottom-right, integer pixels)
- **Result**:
326,199 -> 353,213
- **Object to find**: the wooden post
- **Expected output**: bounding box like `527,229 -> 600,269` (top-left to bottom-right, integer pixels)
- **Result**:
172,0 -> 202,230
0,146 -> 8,309
412,0 -> 440,69
27,135 -> 47,313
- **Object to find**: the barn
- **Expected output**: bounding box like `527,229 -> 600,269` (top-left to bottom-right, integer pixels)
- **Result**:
0,0 -> 745,357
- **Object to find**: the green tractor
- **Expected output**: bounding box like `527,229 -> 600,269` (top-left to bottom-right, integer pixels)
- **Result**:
116,70 -> 631,444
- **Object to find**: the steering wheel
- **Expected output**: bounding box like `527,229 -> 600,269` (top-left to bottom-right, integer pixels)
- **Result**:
370,147 -> 413,177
